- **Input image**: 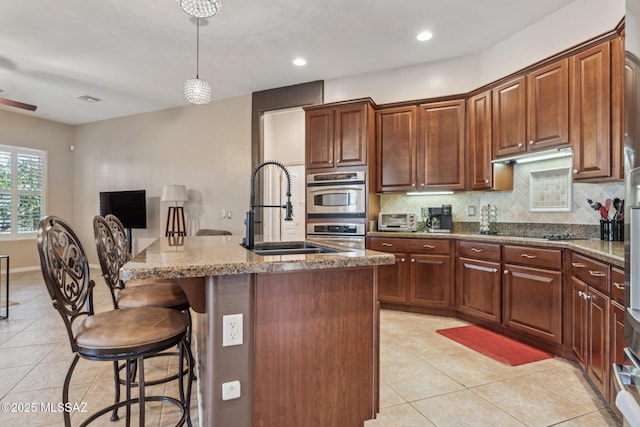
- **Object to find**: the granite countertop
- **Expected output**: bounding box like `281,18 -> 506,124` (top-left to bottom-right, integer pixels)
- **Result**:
368,231 -> 624,267
120,235 -> 395,281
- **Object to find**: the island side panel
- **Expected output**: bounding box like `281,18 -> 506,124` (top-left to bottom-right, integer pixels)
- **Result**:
253,266 -> 379,427
200,273 -> 254,427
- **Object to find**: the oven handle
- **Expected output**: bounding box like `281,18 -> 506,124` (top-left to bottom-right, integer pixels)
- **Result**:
307,186 -> 364,192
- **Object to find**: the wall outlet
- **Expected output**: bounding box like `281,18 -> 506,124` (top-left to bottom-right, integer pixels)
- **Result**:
221,380 -> 241,401
222,313 -> 243,347
468,206 -> 476,216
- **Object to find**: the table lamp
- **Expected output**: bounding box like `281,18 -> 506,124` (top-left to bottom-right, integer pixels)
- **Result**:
161,184 -> 188,237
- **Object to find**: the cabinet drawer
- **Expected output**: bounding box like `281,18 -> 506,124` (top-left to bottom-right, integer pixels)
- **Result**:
369,237 -> 450,254
459,241 -> 500,261
502,245 -> 561,269
611,267 -> 625,304
571,253 -> 609,293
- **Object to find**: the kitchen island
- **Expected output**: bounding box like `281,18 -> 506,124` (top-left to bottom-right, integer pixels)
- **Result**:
120,235 -> 395,427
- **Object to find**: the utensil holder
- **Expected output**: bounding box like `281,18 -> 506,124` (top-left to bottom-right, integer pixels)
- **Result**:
613,219 -> 624,241
600,219 -> 613,241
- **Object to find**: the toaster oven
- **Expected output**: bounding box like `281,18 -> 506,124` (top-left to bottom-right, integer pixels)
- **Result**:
378,212 -> 418,232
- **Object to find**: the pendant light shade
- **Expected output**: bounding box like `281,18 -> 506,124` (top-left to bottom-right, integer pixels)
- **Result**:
184,78 -> 212,104
184,18 -> 212,105
177,0 -> 223,18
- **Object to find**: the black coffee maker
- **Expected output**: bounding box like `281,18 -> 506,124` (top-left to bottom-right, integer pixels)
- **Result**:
427,205 -> 453,232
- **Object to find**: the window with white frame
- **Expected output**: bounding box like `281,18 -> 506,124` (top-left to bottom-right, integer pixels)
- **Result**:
0,145 -> 46,239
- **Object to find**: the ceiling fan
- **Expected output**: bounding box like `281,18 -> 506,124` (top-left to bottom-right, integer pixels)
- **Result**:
0,90 -> 37,111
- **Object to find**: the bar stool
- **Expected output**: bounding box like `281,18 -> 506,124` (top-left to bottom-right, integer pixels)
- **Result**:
36,215 -> 192,427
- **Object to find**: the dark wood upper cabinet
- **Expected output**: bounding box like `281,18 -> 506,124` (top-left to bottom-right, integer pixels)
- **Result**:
527,59 -> 570,150
493,59 -> 570,159
375,106 -> 417,192
570,42 -> 612,180
417,100 -> 466,190
467,91 -> 493,190
306,100 -> 373,170
492,76 -> 527,158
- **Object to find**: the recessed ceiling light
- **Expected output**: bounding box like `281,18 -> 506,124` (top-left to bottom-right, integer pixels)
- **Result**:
416,31 -> 433,42
293,58 -> 307,66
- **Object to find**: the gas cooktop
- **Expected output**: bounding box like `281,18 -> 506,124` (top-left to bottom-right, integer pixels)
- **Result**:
542,233 -> 586,240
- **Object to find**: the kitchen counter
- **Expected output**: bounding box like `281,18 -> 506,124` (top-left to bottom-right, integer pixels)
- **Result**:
120,235 -> 395,281
120,235 -> 394,427
368,231 -> 624,267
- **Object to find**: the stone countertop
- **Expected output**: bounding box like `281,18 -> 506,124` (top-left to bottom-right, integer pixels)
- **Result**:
120,235 -> 396,281
368,231 -> 624,267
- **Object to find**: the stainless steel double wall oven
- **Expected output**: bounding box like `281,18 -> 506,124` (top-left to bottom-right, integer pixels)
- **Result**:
306,171 -> 366,249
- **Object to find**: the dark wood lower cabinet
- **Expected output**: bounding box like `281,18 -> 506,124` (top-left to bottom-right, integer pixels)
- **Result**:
254,268 -> 378,427
503,264 -> 562,344
377,253 -> 408,303
410,254 -> 452,307
457,257 -> 501,323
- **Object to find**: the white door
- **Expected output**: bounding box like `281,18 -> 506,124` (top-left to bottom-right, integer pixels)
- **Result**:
280,165 -> 305,241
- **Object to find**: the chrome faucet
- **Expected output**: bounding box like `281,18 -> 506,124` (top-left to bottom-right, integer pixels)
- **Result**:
242,160 -> 293,249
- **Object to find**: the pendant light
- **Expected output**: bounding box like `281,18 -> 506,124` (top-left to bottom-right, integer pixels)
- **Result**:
177,0 -> 223,19
183,18 -> 212,105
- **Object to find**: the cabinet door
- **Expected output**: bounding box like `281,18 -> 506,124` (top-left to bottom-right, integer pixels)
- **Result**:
376,106 -> 417,192
457,257 -> 501,323
610,300 -> 625,406
306,108 -> 335,169
377,253 -> 408,303
410,254 -> 452,308
587,287 -> 610,398
417,100 -> 465,190
335,104 -> 368,168
493,76 -> 527,158
527,59 -> 570,151
503,264 -> 562,344
571,276 -> 588,367
571,42 -> 611,180
467,91 -> 493,190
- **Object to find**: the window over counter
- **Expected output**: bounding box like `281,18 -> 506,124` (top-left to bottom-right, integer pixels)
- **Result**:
0,144 -> 47,239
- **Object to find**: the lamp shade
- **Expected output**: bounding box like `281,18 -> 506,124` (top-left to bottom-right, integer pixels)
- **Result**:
161,185 -> 188,203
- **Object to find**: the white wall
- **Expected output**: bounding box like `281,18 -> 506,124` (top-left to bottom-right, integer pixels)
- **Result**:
480,0 -> 625,84
72,95 -> 252,260
0,110 -> 74,269
324,0 -> 624,104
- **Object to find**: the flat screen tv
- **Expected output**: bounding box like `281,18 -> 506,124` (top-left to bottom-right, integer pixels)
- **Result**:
99,190 -> 147,229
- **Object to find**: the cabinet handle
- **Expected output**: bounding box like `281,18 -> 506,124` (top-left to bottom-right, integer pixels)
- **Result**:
420,183 -> 425,187
470,247 -> 483,252
411,259 -> 416,263
464,263 -> 497,273
517,143 -> 523,148
412,183 -> 416,187
336,160 -> 340,163
578,290 -> 584,298
400,258 -> 405,262
573,169 -> 578,174
529,140 -> 535,145
381,242 -> 393,247
329,160 -> 333,164
572,262 -> 586,268
613,282 -> 625,290
484,179 -> 490,184
423,244 -> 436,249
503,269 -> 509,275
520,253 -> 537,259
589,270 -> 606,277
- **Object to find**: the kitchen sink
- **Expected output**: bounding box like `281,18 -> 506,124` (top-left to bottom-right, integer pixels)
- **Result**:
251,241 -> 345,256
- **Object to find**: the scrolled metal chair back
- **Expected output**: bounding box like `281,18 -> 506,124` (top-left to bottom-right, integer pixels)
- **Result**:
93,215 -> 121,308
37,216 -> 94,351
105,214 -> 131,266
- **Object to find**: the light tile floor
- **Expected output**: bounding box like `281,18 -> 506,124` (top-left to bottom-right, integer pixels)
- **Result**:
366,309 -> 621,427
0,270 -> 623,426
0,270 -> 198,427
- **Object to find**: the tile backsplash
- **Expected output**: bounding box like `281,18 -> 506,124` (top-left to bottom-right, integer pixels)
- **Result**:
380,157 -> 624,226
